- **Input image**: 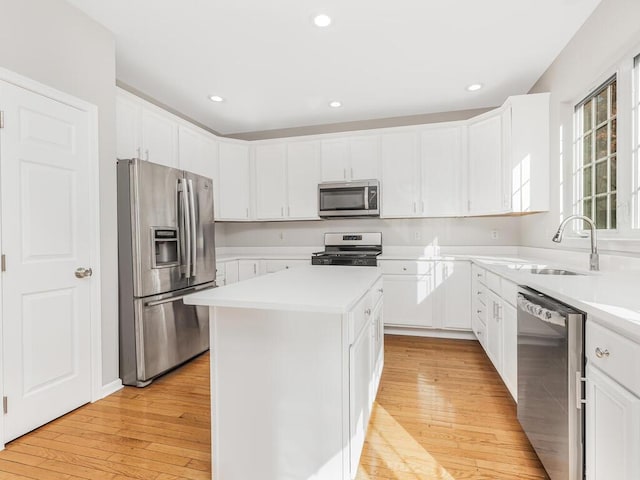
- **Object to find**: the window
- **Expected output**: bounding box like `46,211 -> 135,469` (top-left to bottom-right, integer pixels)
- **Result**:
575,76 -> 617,229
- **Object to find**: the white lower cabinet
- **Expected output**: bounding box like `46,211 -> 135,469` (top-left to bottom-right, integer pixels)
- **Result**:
238,259 -> 262,281
381,260 -> 471,333
471,263 -> 518,400
215,260 -> 239,286
371,298 -> 384,394
586,364 -> 640,480
383,273 -> 434,328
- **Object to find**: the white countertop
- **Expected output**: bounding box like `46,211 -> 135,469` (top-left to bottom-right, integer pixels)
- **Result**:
471,256 -> 640,342
184,265 -> 382,313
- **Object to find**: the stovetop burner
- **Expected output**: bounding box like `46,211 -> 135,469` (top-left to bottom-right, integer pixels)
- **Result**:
311,232 -> 382,267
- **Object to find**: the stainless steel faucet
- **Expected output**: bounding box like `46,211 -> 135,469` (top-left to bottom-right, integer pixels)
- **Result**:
552,215 -> 599,271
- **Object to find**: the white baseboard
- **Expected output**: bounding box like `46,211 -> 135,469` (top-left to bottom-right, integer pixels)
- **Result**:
99,379 -> 124,399
384,326 -> 477,340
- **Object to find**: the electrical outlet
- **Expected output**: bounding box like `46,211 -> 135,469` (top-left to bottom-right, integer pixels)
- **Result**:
491,230 -> 499,240
413,231 -> 422,241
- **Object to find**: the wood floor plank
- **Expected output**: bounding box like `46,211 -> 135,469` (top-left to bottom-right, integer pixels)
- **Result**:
0,335 -> 548,479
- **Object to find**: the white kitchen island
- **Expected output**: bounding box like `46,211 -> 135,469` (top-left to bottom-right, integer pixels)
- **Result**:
184,266 -> 384,480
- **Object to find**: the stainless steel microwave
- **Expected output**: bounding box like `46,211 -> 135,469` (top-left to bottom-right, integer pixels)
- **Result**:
318,180 -> 380,218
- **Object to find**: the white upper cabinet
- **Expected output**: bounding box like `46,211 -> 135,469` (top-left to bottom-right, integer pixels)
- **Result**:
421,125 -> 465,217
218,141 -> 252,220
178,126 -> 219,218
253,140 -> 321,221
116,94 -> 141,159
254,143 -> 287,220
115,89 -> 182,168
380,131 -> 421,217
468,113 -> 506,215
508,93 -> 550,213
321,135 -> 378,181
140,108 -> 179,168
286,141 -> 320,219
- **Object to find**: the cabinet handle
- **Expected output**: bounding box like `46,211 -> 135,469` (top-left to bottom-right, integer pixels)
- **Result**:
350,167 -> 354,179
402,267 -> 407,271
145,149 -> 149,161
476,309 -> 482,314
343,168 -> 347,179
365,308 -> 372,316
377,288 -> 383,293
413,202 -> 417,213
281,206 -> 284,217
136,147 -> 141,159
246,208 -> 249,218
595,347 -> 610,358
421,200 -> 425,213
253,263 -> 257,274
477,290 -> 482,295
287,205 -> 290,216
476,273 -> 482,277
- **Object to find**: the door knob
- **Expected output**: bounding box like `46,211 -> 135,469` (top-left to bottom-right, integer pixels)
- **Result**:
75,267 -> 93,279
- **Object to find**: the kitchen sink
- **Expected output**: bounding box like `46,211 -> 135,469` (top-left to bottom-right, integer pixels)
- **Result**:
527,268 -> 583,276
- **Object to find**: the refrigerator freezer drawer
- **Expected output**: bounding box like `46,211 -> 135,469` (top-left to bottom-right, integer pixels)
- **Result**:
120,290 -> 211,386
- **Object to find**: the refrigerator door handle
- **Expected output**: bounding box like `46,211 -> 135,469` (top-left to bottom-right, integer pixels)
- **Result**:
187,178 -> 197,278
179,179 -> 191,278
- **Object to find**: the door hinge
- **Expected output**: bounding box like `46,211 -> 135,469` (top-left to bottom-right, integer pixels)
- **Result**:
0,111 -> 4,129
1,254 -> 5,272
3,396 -> 7,414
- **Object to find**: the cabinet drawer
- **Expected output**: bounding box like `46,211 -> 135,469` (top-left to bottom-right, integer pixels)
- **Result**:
370,277 -> 384,307
485,270 -> 501,294
587,321 -> 640,396
473,282 -> 487,306
379,260 -> 434,275
472,314 -> 487,349
472,265 -> 486,284
264,259 -> 308,273
501,279 -> 518,307
350,294 -> 373,345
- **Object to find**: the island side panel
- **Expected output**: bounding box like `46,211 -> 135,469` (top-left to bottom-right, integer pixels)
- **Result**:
211,306 -> 348,480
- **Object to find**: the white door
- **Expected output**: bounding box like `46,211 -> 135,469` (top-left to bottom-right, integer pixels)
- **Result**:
0,81 -> 93,442
438,261 -> 471,330
115,94 -> 141,159
320,139 -> 348,181
141,107 -> 178,167
485,291 -> 503,372
468,114 -> 505,215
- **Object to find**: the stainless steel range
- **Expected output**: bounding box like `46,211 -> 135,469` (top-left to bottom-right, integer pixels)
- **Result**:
312,232 -> 382,266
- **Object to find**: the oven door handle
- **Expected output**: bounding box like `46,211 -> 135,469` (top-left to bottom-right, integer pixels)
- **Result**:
364,186 -> 369,210
517,294 -> 566,327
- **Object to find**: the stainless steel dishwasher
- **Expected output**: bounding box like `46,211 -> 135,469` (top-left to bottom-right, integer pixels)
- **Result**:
517,287 -> 585,480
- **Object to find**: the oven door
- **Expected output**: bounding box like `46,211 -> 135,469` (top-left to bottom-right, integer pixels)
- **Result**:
318,181 -> 379,217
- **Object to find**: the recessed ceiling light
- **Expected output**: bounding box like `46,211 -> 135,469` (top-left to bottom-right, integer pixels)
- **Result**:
329,100 -> 342,108
313,14 -> 332,27
208,95 -> 224,102
466,83 -> 483,92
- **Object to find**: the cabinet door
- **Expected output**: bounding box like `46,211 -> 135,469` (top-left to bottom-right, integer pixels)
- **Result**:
218,142 -> 251,220
140,107 -> 178,168
287,141 -> 320,219
586,365 -> 640,480
485,291 -> 503,372
225,261 -> 239,285
238,260 -> 261,281
382,274 -> 434,328
468,114 -> 505,215
371,299 -> 384,395
179,126 -> 220,218
116,94 -> 141,159
254,144 -> 287,220
380,132 -> 420,217
349,135 -> 379,180
349,316 -> 372,479
421,126 -> 464,216
438,261 -> 471,330
321,139 -> 348,181
502,302 -> 517,401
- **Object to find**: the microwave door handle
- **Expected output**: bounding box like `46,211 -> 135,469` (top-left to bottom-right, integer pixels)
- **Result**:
364,186 -> 369,210
187,178 -> 197,278
179,179 -> 191,278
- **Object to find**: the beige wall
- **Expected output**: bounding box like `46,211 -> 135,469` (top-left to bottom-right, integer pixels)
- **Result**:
0,0 -> 119,386
522,0 -> 640,252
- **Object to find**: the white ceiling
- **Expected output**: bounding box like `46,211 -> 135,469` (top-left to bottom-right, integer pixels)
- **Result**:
67,0 -> 602,135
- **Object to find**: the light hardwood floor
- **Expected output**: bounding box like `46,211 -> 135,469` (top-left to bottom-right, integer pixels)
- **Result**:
0,336 -> 548,479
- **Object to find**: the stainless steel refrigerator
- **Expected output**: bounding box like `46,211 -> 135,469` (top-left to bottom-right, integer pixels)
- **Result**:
117,158 -> 216,386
